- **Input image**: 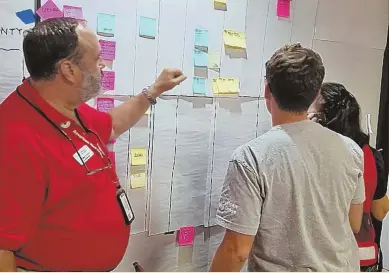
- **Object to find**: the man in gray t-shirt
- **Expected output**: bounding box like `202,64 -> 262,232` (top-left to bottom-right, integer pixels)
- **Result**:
210,44 -> 365,272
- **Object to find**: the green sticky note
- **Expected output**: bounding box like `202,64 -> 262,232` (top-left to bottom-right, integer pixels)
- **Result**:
193,77 -> 206,95
194,29 -> 208,48
193,49 -> 208,67
97,13 -> 115,37
139,16 -> 157,39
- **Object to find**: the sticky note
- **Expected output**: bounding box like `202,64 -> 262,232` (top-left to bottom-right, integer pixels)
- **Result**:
223,29 -> 246,49
145,108 -> 151,115
97,13 -> 115,37
109,151 -> 116,169
78,19 -> 88,27
208,52 -> 221,71
36,0 -> 63,20
15,9 -> 36,24
63,5 -> 83,19
193,49 -> 208,67
101,71 -> 115,90
194,29 -> 208,49
214,0 -> 227,10
215,0 -> 226,4
212,77 -> 240,94
131,148 -> 147,166
139,16 -> 157,39
130,170 -> 146,189
177,226 -> 195,246
96,97 -> 114,113
277,0 -> 291,18
99,40 -> 116,61
192,77 -> 206,95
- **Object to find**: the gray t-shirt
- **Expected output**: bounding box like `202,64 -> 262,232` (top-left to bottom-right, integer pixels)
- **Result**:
216,120 -> 365,272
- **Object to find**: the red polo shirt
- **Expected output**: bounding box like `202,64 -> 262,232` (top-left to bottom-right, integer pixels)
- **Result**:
0,81 -> 130,271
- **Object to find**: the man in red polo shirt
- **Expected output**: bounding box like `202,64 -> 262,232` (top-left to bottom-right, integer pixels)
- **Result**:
0,18 -> 186,271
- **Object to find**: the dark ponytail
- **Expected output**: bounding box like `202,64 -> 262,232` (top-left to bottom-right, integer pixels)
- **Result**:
319,82 -> 369,148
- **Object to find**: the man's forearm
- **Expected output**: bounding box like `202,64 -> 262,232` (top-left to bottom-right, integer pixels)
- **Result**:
109,86 -> 158,139
0,250 -> 16,272
210,244 -> 246,272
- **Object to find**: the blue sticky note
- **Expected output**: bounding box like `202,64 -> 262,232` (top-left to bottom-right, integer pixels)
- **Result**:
16,9 -> 36,25
194,29 -> 208,48
97,13 -> 115,37
139,16 -> 157,39
194,49 -> 208,67
193,77 -> 206,95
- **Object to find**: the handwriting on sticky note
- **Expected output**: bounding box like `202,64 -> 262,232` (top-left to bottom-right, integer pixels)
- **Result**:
97,13 -> 115,37
99,40 -> 116,61
178,226 -> 195,246
192,77 -> 206,95
223,29 -> 246,49
102,71 -> 115,91
16,9 -> 36,25
194,29 -> 208,49
36,0 -> 63,20
193,49 -> 208,67
212,77 -> 240,94
139,16 -> 157,39
63,5 -> 83,19
131,148 -> 147,166
130,170 -> 146,189
96,97 -> 114,113
277,0 -> 291,18
208,52 -> 221,71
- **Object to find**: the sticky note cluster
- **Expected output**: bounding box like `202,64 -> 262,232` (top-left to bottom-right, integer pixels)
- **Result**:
99,40 -> 116,61
97,13 -> 115,37
139,16 -> 157,39
192,29 -> 209,95
177,226 -> 195,246
223,29 -> 246,49
101,71 -> 115,91
212,78 -> 240,95
36,0 -> 63,20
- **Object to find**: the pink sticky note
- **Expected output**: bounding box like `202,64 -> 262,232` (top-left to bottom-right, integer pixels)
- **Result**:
36,0 -> 63,20
96,97 -> 114,113
101,71 -> 115,91
277,0 -> 290,18
78,19 -> 88,27
177,226 -> 195,246
99,40 -> 116,61
63,5 -> 83,19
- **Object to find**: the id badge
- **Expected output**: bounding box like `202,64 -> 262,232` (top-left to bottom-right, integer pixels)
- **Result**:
116,187 -> 135,225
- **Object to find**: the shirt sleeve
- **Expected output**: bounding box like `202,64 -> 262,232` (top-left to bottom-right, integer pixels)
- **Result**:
352,147 -> 365,204
372,149 -> 388,200
77,103 -> 113,144
216,159 -> 262,236
0,131 -> 46,251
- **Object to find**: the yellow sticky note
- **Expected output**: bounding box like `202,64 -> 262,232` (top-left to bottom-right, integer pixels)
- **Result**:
131,148 -> 147,166
215,0 -> 226,4
130,170 -> 146,189
212,78 -> 240,94
145,108 -> 151,115
223,30 -> 246,49
208,52 -> 221,70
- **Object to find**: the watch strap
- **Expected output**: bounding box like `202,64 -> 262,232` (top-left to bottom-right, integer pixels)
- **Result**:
142,87 -> 157,105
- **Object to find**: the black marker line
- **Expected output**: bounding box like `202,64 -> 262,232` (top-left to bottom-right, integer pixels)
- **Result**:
0,48 -> 20,51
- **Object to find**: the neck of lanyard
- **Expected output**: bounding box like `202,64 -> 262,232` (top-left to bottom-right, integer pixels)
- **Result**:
16,88 -> 106,161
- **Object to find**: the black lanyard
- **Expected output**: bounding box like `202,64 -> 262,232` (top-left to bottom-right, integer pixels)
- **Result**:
16,88 -> 106,168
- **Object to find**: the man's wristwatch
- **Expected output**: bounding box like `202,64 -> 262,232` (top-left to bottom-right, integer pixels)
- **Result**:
142,87 -> 157,105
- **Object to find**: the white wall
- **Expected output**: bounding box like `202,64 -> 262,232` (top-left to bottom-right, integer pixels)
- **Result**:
113,0 -> 388,271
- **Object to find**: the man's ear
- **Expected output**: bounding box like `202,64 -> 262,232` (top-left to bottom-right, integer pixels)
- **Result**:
58,60 -> 78,84
264,82 -> 271,100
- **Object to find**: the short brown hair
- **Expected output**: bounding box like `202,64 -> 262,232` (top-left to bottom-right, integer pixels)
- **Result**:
265,43 -> 325,112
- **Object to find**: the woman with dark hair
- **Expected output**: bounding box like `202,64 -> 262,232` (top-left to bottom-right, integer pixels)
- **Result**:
308,82 -> 389,272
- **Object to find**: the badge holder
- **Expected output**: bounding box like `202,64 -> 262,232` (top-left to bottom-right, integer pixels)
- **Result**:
116,186 -> 135,225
